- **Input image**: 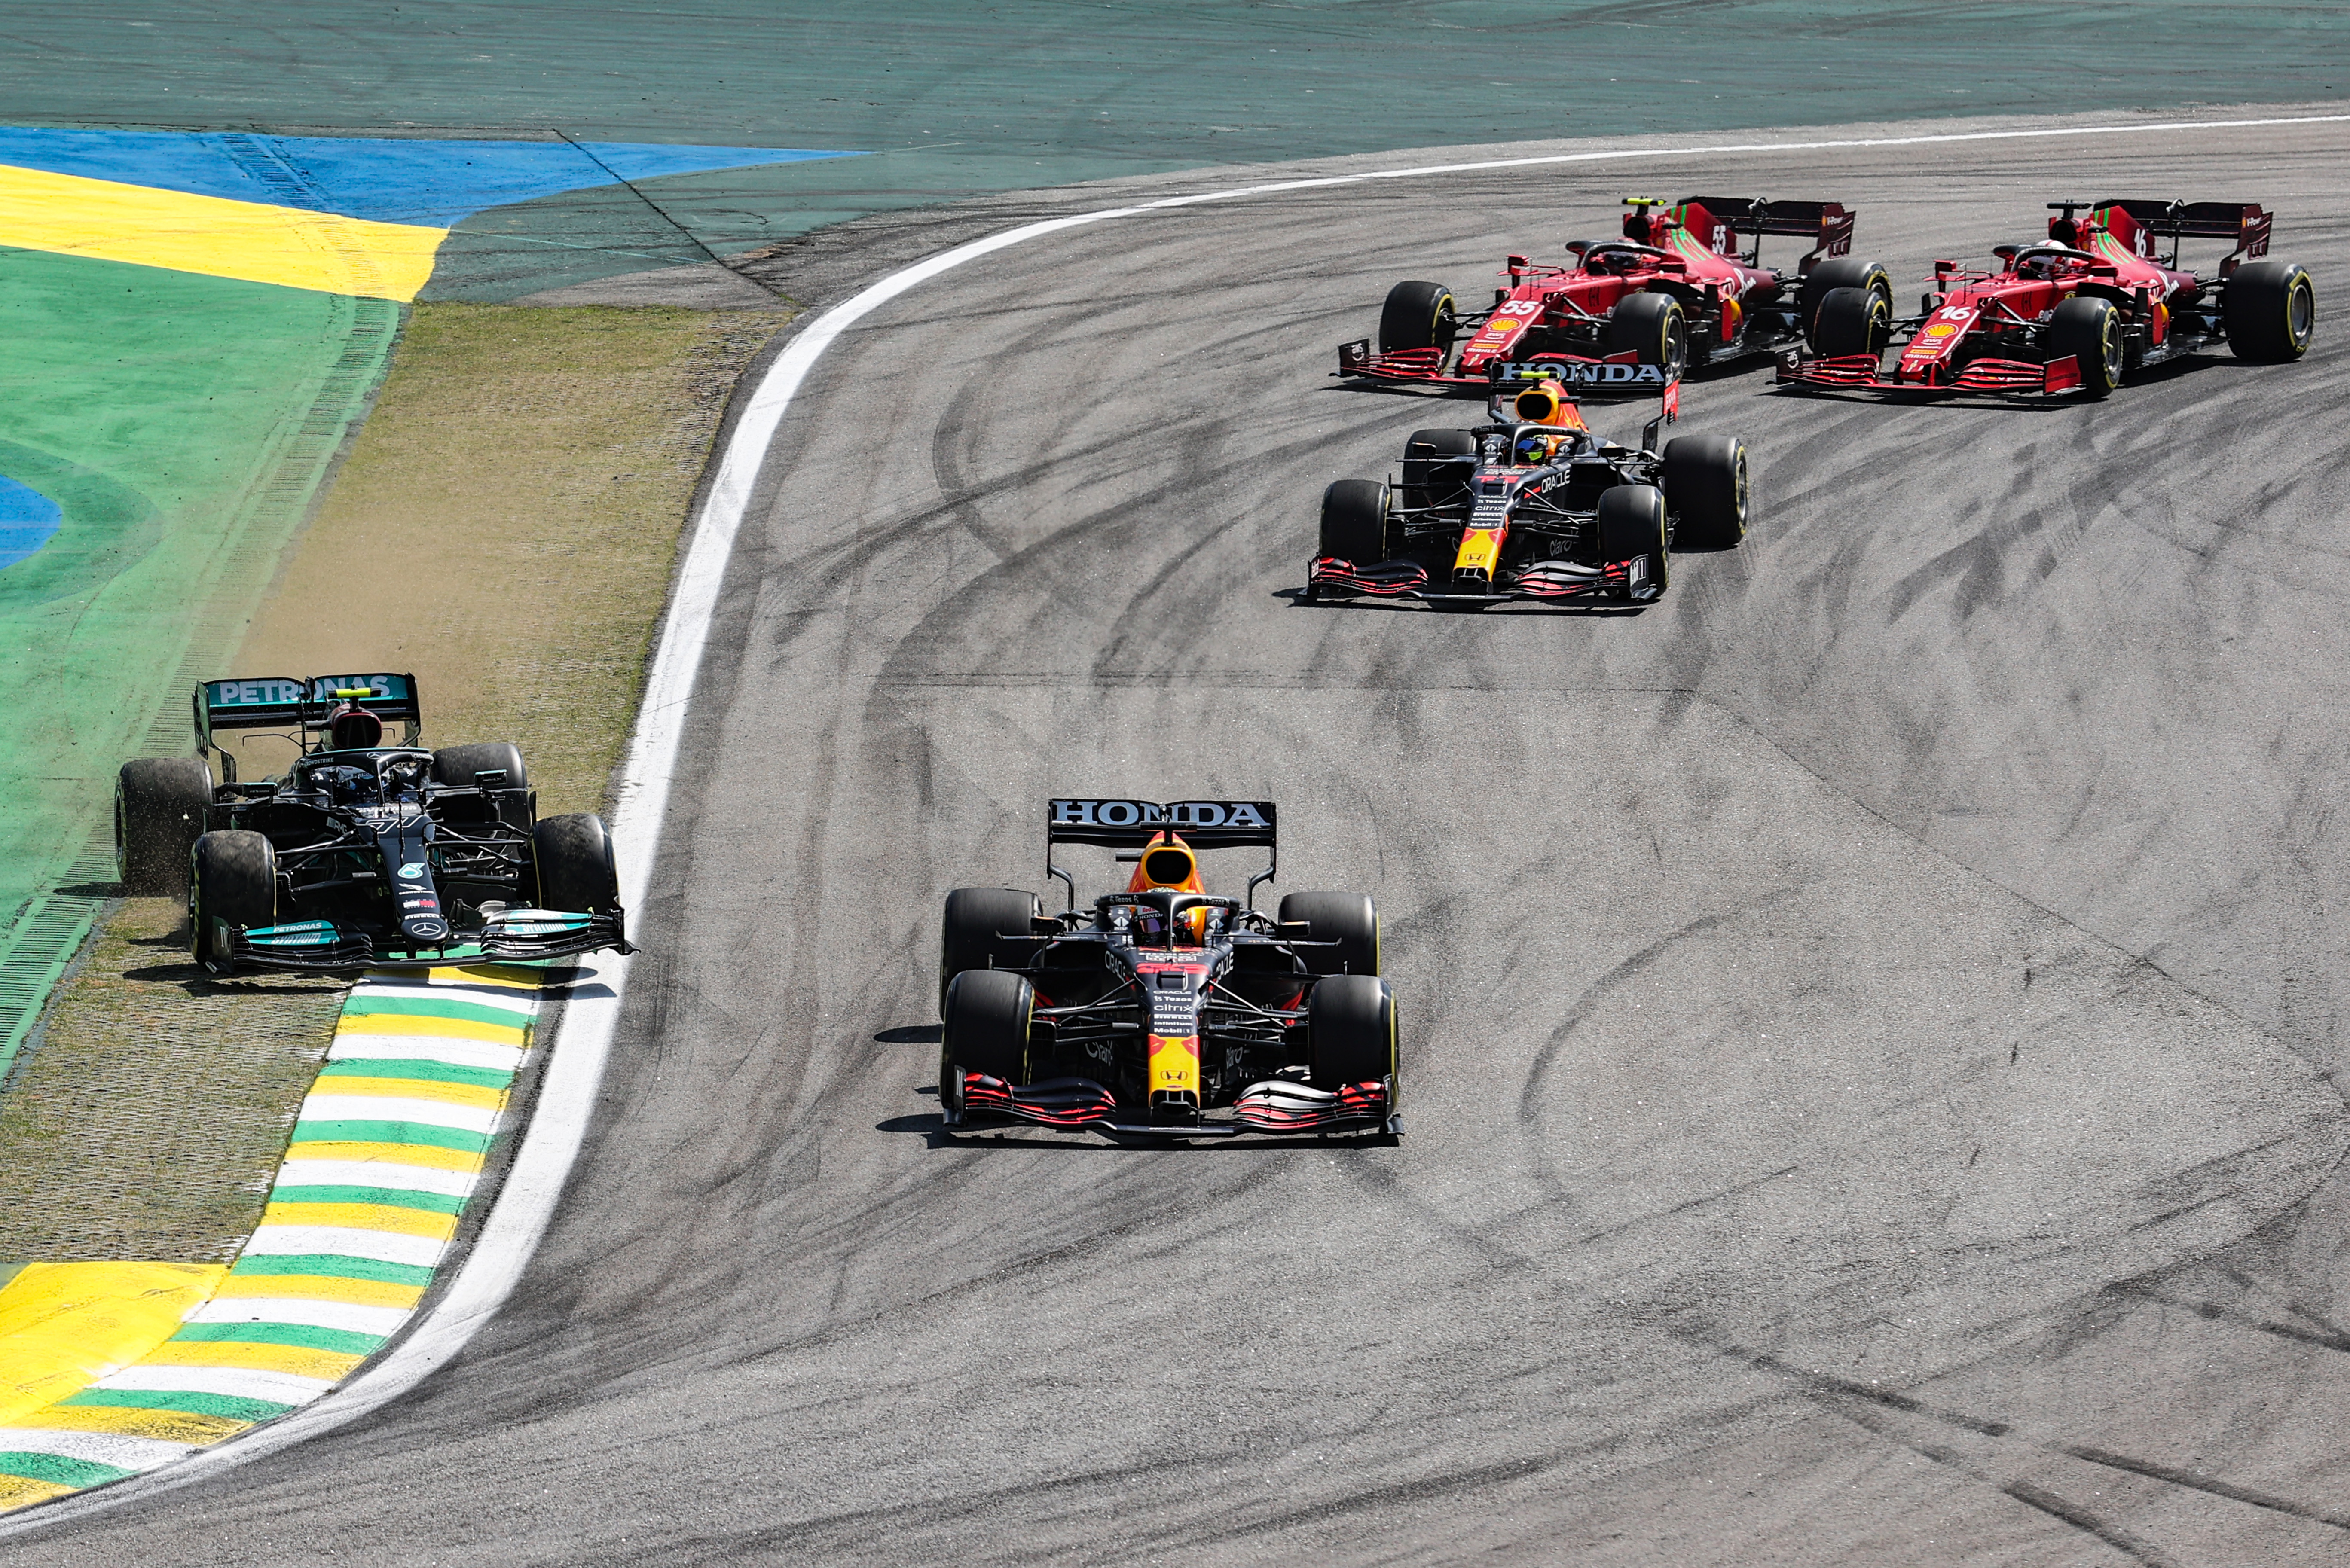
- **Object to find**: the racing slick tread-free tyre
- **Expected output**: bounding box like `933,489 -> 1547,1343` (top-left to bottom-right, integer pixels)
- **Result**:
190,829 -> 275,973
1814,287 -> 1891,359
1308,973 -> 1397,1090
532,813 -> 619,913
1401,428 -> 1476,512
1606,291 -> 1689,376
2223,260 -> 2316,363
431,742 -> 529,791
1318,479 -> 1392,565
1597,484 -> 1669,592
1378,280 -> 1457,354
2046,296 -> 2124,398
1799,257 -> 1891,339
117,757 -> 214,897
940,886 -> 1043,1017
1279,891 -> 1380,977
1662,434 -> 1751,550
942,968 -> 1034,1116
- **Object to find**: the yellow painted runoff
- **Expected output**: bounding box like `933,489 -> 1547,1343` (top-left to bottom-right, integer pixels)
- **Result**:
0,1262 -> 226,1428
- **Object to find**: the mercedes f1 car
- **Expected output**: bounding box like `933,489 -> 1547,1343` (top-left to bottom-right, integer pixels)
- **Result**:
1306,373 -> 1749,607
937,799 -> 1398,1139
114,673 -> 632,974
1338,195 -> 1857,392
1777,198 -> 2316,398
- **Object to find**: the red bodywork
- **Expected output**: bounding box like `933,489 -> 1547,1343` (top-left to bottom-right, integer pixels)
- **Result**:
1341,195 -> 1854,392
1780,200 -> 2276,396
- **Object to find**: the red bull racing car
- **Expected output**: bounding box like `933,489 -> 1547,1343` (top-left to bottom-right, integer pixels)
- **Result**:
1338,195 -> 1857,392
1306,373 -> 1749,607
1778,198 -> 2316,397
936,799 -> 1398,1139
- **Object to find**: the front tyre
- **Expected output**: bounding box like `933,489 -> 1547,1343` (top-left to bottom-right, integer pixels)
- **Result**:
532,814 -> 620,912
941,968 -> 1034,1120
190,829 -> 275,974
1308,973 -> 1397,1091
1279,891 -> 1380,977
1607,291 -> 1689,377
1799,258 -> 1891,341
2045,296 -> 2124,397
1813,286 -> 1891,359
1597,484 -> 1669,595
1661,434 -> 1750,549
1378,280 -> 1458,354
1318,479 -> 1392,564
2224,260 -> 2316,363
117,757 -> 214,897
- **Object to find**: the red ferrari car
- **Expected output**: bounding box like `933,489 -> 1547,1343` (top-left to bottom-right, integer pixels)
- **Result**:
1777,198 -> 2316,397
1338,195 -> 1858,392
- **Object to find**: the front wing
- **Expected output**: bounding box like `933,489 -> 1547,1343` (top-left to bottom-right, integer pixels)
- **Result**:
1308,555 -> 1654,605
1777,351 -> 2085,396
217,908 -> 633,973
950,1070 -> 1397,1137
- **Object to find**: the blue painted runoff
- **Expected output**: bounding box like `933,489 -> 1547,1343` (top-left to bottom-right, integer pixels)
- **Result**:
0,128 -> 863,227
0,476 -> 64,571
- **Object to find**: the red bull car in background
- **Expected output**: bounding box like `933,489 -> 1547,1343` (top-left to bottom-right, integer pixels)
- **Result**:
1307,372 -> 1749,608
1338,195 -> 1858,391
1778,198 -> 2316,398
937,799 -> 1399,1140
115,673 -> 631,974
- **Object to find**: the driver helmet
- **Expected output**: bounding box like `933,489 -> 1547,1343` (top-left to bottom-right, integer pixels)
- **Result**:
1127,833 -> 1210,944
1514,432 -> 1556,466
327,704 -> 383,750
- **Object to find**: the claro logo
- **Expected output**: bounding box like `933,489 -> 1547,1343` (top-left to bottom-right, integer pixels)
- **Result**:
1051,799 -> 1272,829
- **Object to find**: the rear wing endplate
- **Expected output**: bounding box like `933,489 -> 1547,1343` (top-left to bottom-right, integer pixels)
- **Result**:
194,672 -> 422,754
1678,196 -> 1855,262
2090,198 -> 2271,264
1045,798 -> 1279,910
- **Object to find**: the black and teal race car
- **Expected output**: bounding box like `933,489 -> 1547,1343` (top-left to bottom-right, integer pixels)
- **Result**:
115,672 -> 631,974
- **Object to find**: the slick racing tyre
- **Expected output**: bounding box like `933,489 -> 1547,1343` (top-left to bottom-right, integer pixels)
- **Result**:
1308,973 -> 1397,1090
2223,260 -> 2316,363
1279,891 -> 1380,977
940,886 -> 1042,1016
1378,280 -> 1458,354
1318,479 -> 1392,564
941,968 -> 1033,1118
532,813 -> 619,912
1401,428 -> 1476,512
1813,286 -> 1891,359
1662,434 -> 1750,549
116,757 -> 214,897
1799,257 -> 1891,340
190,829 -> 275,974
431,741 -> 529,791
1606,291 -> 1688,376
2046,296 -> 2124,397
1597,484 -> 1669,593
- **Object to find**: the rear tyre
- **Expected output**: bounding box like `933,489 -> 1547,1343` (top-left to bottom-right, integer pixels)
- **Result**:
1308,973 -> 1397,1090
940,886 -> 1042,1016
1798,257 -> 1891,339
431,742 -> 528,791
1606,291 -> 1689,376
1317,479 -> 1392,564
116,757 -> 214,896
2223,260 -> 2316,362
1400,428 -> 1476,512
941,968 -> 1034,1117
1813,286 -> 1890,359
1378,280 -> 1457,354
2045,296 -> 2124,397
189,830 -> 275,974
1661,434 -> 1750,550
1597,484 -> 1669,593
1279,891 -> 1380,977
532,814 -> 619,912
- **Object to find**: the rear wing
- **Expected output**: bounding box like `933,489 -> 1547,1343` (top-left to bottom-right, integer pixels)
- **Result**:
1045,798 -> 1278,909
193,673 -> 422,762
1675,196 -> 1855,266
2082,199 -> 2272,269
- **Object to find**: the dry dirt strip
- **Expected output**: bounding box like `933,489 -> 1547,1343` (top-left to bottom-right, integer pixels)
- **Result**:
0,964 -> 550,1511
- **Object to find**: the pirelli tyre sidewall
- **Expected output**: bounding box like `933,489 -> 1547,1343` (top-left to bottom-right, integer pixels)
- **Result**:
1378,279 -> 1457,355
117,756 -> 215,897
2047,296 -> 2124,397
1607,291 -> 1689,378
1597,484 -> 1669,592
1318,479 -> 1392,564
1813,286 -> 1891,360
532,813 -> 620,913
2224,260 -> 2317,363
1308,973 -> 1397,1091
1661,434 -> 1750,550
190,829 -> 275,973
941,967 -> 1033,1115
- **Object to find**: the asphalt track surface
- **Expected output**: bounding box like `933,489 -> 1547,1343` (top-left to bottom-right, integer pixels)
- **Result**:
21,116 -> 2350,1565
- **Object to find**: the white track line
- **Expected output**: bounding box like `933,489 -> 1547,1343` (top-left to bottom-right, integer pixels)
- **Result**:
10,104 -> 2346,1531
